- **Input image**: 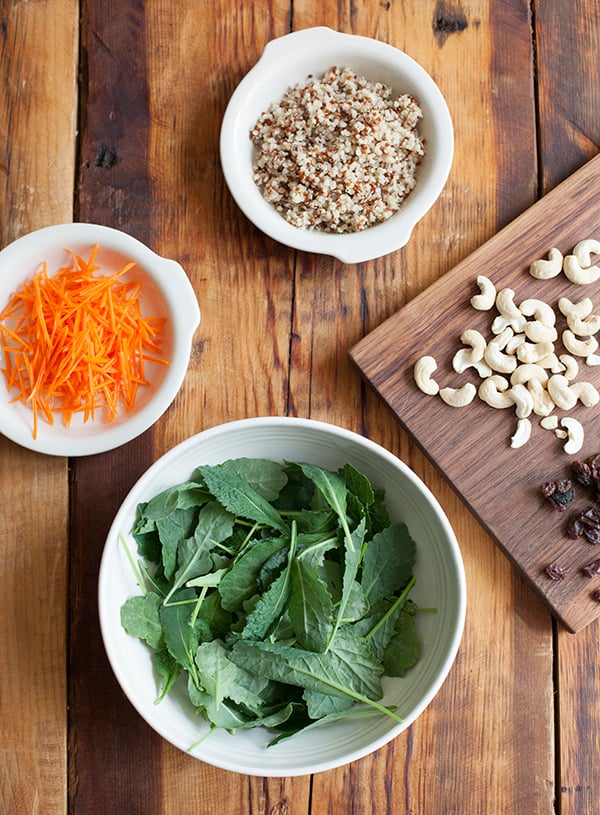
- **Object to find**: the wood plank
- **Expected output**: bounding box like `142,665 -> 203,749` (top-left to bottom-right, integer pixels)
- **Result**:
299,1 -> 554,813
68,3 -> 163,813
0,2 -> 77,813
350,153 -> 600,634
535,0 -> 600,812
536,0 -> 600,193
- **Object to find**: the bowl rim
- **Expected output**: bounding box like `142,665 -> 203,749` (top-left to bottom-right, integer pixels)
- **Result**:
220,27 -> 454,263
0,222 -> 201,456
98,415 -> 467,775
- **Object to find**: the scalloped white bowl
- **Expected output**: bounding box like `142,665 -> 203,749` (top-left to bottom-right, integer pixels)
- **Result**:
98,416 -> 466,776
0,223 -> 200,456
220,27 -> 454,263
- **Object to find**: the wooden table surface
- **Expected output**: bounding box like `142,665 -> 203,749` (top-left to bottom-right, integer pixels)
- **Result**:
2,1 -> 599,813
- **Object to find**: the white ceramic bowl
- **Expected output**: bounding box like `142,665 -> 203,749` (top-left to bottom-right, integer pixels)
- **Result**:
0,223 -> 200,456
98,416 -> 466,776
220,27 -> 453,264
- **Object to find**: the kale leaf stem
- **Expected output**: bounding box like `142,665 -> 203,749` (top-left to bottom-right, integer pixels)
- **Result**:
119,533 -> 148,595
364,576 -> 416,642
190,585 -> 209,627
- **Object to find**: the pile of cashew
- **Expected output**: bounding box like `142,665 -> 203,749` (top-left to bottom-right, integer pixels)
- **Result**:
414,240 -> 600,454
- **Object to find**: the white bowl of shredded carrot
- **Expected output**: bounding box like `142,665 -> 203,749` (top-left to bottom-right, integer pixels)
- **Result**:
0,223 -> 200,456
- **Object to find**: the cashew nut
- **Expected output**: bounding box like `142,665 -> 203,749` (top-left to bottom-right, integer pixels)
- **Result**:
505,333 -> 526,355
522,321 -> 558,343
510,418 -> 532,448
566,312 -> 600,337
558,354 -> 579,381
414,356 -> 439,395
562,330 -> 599,358
509,383 -> 534,418
528,378 -> 555,417
547,375 -> 578,410
558,296 -> 593,320
529,247 -> 563,279
570,380 -> 600,407
485,328 -> 518,374
573,239 -> 600,267
560,417 -> 584,455
519,298 -> 556,327
540,416 -> 559,430
452,353 -> 493,378
586,354 -> 600,367
478,375 -> 513,409
510,363 -> 549,386
559,295 -> 600,335
470,275 -> 496,310
492,289 -> 526,334
439,382 -> 477,407
452,329 -> 493,377
516,340 -> 555,365
460,329 -> 488,359
537,353 -> 564,373
563,253 -> 600,285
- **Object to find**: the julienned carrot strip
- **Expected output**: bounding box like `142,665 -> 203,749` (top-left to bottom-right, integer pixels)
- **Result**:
0,245 -> 170,439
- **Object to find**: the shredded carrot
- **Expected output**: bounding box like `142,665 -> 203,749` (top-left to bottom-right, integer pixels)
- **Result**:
0,245 -> 170,439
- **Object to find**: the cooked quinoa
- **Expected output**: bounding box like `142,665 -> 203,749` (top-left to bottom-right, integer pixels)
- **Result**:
250,66 -> 426,234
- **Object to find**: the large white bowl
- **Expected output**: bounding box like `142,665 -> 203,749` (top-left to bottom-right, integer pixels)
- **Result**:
220,27 -> 454,264
0,223 -> 200,456
98,416 -> 466,776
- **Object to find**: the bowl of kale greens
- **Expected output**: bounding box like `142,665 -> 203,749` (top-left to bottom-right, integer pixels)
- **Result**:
98,416 -> 466,776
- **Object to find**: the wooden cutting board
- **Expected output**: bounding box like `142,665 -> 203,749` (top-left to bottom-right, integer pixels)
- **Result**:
350,153 -> 600,633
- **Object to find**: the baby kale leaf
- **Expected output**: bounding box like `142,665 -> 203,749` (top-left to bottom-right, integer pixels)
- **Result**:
240,520 -> 297,640
288,556 -> 334,652
153,648 -> 181,702
198,463 -> 288,533
155,506 -> 199,581
383,609 -> 422,677
360,522 -> 416,605
194,639 -> 271,709
161,501 -> 235,606
206,458 -> 288,501
218,536 -> 285,612
159,588 -> 208,688
294,462 -> 348,529
327,517 -> 367,649
230,629 -> 399,720
120,591 -> 163,649
303,689 -> 354,719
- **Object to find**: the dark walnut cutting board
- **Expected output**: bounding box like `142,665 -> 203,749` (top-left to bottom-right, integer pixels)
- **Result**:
350,154 -> 600,633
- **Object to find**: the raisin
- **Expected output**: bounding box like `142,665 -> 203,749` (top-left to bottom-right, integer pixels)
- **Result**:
572,460 -> 593,487
582,559 -> 600,578
542,479 -> 575,512
545,563 -> 567,581
566,506 -> 600,542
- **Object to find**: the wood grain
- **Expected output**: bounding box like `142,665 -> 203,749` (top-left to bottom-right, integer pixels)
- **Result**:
69,4 -> 163,813
3,0 -> 587,813
0,2 -> 77,814
351,154 -> 600,633
535,1 -> 600,812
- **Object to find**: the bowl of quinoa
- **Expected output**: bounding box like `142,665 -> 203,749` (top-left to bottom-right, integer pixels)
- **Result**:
220,27 -> 453,263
